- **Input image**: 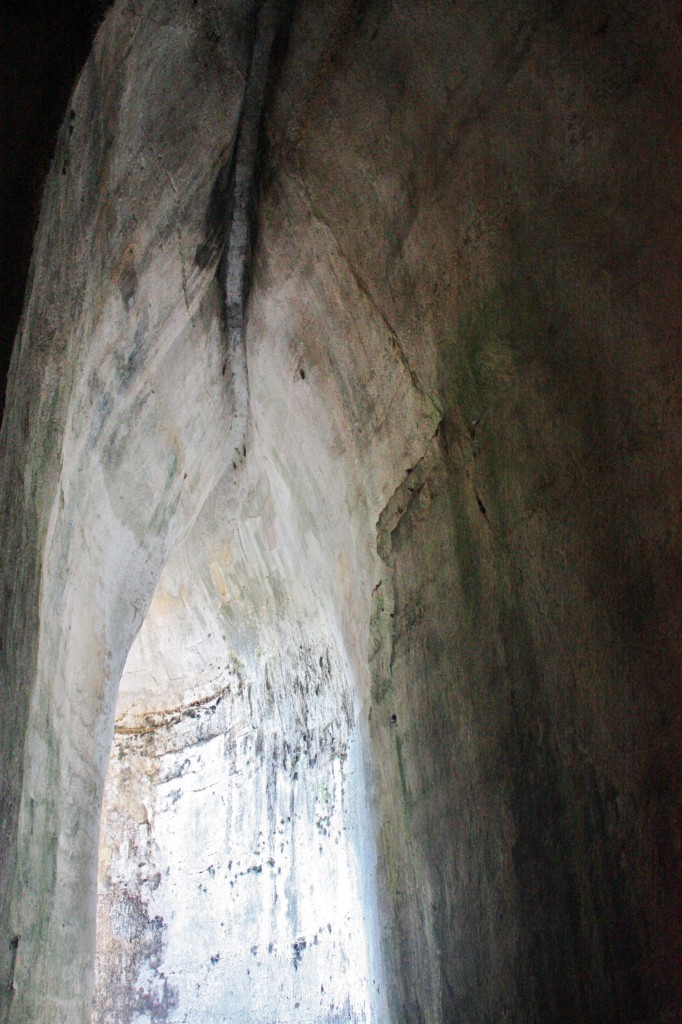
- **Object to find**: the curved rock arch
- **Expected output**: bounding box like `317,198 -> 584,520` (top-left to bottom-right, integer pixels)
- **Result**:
1,1 -> 681,1023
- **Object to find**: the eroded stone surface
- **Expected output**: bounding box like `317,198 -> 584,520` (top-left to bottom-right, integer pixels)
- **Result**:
0,2 -> 259,1019
96,640 -> 370,1023
1,1 -> 681,1023
92,92 -> 439,1013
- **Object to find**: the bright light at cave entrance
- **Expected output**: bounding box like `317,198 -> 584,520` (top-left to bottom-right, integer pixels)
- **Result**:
93,579 -> 373,1023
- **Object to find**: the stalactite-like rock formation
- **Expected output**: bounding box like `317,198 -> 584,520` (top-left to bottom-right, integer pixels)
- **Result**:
1,1 -> 680,1023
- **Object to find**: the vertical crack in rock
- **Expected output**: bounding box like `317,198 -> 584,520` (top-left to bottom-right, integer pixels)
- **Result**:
7,936 -> 19,994
368,427 -> 445,1019
370,425 -> 443,708
221,0 -> 293,469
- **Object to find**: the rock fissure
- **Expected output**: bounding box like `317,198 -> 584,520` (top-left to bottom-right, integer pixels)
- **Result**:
219,0 -> 292,466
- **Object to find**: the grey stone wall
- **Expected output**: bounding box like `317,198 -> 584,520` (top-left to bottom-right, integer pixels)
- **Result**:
0,1 -> 680,1022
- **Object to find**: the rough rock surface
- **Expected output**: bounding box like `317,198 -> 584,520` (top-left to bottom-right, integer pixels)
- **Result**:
96,635 -> 372,1023
1,1 -> 681,1023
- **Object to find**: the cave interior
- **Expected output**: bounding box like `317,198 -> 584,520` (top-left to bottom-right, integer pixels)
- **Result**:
0,2 -> 680,1023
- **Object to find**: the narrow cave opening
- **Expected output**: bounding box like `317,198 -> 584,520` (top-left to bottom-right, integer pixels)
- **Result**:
91,545 -> 375,1023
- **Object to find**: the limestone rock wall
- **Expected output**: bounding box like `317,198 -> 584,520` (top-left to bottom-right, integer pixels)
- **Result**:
0,1 -> 680,1023
264,2 -> 681,1021
95,637 -> 371,1024
0,2 -> 259,1019
91,82 -> 439,1011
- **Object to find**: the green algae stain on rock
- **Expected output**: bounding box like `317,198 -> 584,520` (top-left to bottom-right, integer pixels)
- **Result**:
445,278 -> 546,423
